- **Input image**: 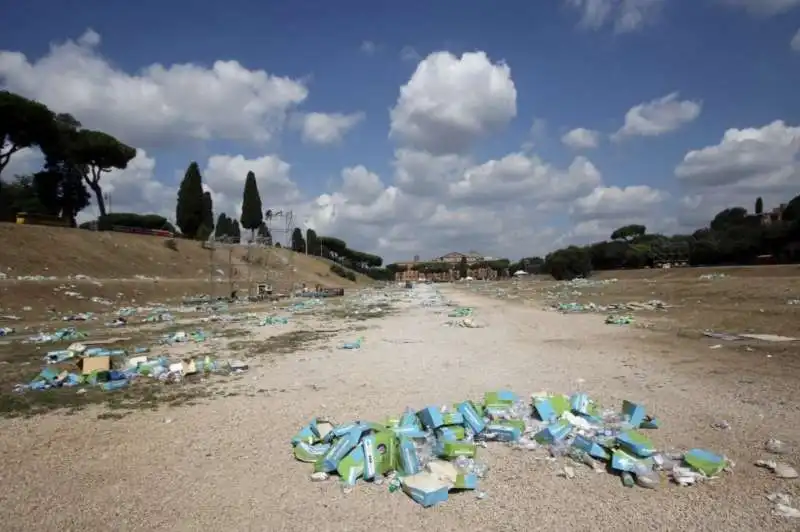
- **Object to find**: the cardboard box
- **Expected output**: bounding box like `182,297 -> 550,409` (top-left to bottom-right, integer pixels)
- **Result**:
401,472 -> 450,507
533,420 -> 572,444
436,440 -> 477,459
337,445 -> 365,485
320,429 -> 362,472
77,355 -> 110,375
533,395 -> 570,422
457,401 -> 486,434
684,449 -> 727,476
616,430 -> 656,458
622,400 -> 646,427
436,425 -> 466,441
293,442 -> 331,463
398,437 -> 420,475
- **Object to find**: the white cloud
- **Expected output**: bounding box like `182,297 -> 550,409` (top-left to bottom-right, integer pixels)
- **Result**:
392,149 -> 470,196
0,29 -> 309,148
305,149 -> 616,260
360,41 -> 378,55
570,185 -> 667,220
791,29 -> 800,52
719,0 -> 800,16
389,51 -> 517,154
400,46 -> 421,63
675,120 -> 800,225
201,154 -> 301,222
101,150 -> 173,218
613,92 -> 701,140
564,0 -> 666,33
339,165 -> 385,205
1,146 -> 44,180
448,153 -> 602,205
299,112 -> 364,145
561,127 -> 601,149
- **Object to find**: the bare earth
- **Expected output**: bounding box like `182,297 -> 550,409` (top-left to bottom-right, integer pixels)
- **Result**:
0,284 -> 798,531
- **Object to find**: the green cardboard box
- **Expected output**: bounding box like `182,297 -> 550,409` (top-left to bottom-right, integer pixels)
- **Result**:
437,440 -> 477,458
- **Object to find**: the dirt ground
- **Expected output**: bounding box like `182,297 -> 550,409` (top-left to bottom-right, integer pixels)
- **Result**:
0,283 -> 798,531
0,222 -> 371,297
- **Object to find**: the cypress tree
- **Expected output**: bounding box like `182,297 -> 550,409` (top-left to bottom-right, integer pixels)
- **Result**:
306,229 -> 319,255
176,162 -> 204,237
291,227 -> 306,252
240,171 -> 263,237
214,213 -> 227,238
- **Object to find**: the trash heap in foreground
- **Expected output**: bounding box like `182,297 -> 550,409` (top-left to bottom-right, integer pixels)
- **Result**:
292,390 -> 729,507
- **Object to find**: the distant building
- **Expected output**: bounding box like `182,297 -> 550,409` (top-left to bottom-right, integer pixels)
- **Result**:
760,204 -> 786,226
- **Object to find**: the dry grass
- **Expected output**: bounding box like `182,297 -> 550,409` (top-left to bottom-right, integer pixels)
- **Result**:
495,265 -> 800,337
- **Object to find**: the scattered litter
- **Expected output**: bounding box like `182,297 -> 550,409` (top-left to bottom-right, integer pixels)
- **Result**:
605,315 -> 633,325
340,337 -> 364,350
765,438 -> 790,455
756,459 -> 799,479
291,390 -> 729,507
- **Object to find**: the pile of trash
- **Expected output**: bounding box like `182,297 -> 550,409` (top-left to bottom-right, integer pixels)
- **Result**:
291,390 -> 730,507
27,327 -> 88,343
554,300 -> 666,314
15,340 -> 247,393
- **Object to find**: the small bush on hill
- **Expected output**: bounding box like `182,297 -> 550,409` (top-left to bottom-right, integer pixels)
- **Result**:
95,213 -> 176,232
330,264 -> 357,281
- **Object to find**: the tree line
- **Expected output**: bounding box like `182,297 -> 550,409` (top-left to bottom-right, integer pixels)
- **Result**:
537,194 -> 800,280
0,90 -> 137,225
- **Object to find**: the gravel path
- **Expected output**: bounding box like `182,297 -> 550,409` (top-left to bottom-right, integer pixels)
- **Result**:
0,285 -> 798,531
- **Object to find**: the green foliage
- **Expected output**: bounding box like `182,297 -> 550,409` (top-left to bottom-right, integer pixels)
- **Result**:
240,171 -> 263,232
291,227 -> 306,252
176,162 -> 204,238
70,129 -> 136,216
610,224 -> 646,241
306,229 -> 319,255
330,264 -> 357,281
0,175 -> 44,221
509,256 -> 544,274
784,194 -> 800,222
543,246 -> 593,281
317,236 -> 347,257
257,221 -> 271,244
755,197 -> 764,215
95,213 -> 175,232
201,191 -> 214,233
0,91 -> 56,178
458,256 -> 468,278
539,194 -> 800,278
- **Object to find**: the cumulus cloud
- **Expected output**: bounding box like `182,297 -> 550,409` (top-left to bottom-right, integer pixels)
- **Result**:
0,29 -> 309,148
201,154 -> 301,221
561,127 -> 601,149
718,0 -> 800,16
791,29 -> 800,52
1,146 -> 44,180
360,41 -> 378,55
613,92 -> 701,140
389,51 -> 517,154
675,120 -> 800,226
298,112 -> 364,145
570,185 -> 667,220
448,154 -> 602,205
564,0 -> 666,33
339,166 -> 385,205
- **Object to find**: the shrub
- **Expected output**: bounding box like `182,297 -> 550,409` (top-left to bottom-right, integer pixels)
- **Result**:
330,263 -> 357,281
543,246 -> 592,281
96,213 -> 176,232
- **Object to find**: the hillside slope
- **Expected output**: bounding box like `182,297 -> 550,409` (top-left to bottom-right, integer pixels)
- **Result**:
0,223 -> 371,314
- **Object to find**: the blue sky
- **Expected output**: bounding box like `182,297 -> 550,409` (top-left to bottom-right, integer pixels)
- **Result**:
2,0 -> 799,261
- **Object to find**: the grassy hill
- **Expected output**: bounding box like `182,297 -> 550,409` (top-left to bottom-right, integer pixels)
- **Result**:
0,222 -> 371,316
